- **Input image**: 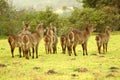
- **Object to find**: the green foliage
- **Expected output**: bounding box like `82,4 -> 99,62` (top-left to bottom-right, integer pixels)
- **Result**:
37,7 -> 58,27
82,0 -> 98,8
82,0 -> 119,9
56,18 -> 71,35
0,0 -> 120,36
0,7 -> 59,36
69,8 -> 95,29
0,0 -> 9,15
82,0 -> 120,14
75,0 -> 120,32
69,7 -> 120,32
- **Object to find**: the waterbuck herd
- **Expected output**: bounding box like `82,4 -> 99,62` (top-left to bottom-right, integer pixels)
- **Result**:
8,22 -> 112,59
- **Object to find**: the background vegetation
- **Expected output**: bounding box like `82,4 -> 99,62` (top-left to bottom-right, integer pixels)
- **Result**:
0,0 -> 120,36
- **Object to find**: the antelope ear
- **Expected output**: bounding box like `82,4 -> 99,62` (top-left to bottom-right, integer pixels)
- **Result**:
27,21 -> 31,25
36,24 -> 39,30
22,21 -> 25,26
69,27 -> 73,31
22,21 -> 26,29
106,26 -> 109,28
40,23 -> 44,26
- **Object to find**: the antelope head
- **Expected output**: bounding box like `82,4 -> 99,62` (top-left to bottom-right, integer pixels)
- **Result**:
22,21 -> 30,30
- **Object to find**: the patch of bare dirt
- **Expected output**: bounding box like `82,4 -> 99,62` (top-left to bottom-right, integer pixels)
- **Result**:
91,54 -> 97,56
71,58 -> 76,60
47,69 -> 57,74
106,74 -> 115,78
109,66 -> 119,72
0,63 -> 7,67
0,48 -> 5,50
110,67 -> 119,70
74,68 -> 88,72
99,55 -> 105,57
71,74 -> 78,77
33,66 -> 40,70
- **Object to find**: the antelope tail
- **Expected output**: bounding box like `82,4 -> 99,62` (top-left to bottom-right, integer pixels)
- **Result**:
8,36 -> 14,46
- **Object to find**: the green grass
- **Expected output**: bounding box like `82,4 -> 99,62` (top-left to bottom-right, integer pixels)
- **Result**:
0,34 -> 120,80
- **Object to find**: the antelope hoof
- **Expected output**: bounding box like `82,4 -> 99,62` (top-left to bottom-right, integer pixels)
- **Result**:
32,56 -> 34,59
83,54 -> 85,56
75,54 -> 77,56
69,54 -> 71,56
19,56 -> 22,58
26,57 -> 29,60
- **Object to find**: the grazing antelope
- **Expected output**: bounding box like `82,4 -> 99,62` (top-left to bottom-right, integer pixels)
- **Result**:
95,26 -> 111,54
8,22 -> 31,58
30,23 -> 45,58
44,27 -> 54,54
60,34 -> 67,54
67,23 -> 93,56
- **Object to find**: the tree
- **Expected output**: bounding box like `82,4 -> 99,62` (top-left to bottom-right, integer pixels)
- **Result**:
0,0 -> 9,15
82,0 -> 98,8
76,0 -> 120,31
69,7 -> 120,32
82,0 -> 120,13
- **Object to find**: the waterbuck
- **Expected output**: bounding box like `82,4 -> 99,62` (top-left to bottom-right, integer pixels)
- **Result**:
44,27 -> 54,54
21,34 -> 32,59
67,23 -> 93,56
60,34 -> 67,54
8,35 -> 22,58
18,21 -> 31,36
95,26 -> 111,54
51,26 -> 58,54
60,27 -> 74,54
8,22 -> 31,58
30,23 -> 45,58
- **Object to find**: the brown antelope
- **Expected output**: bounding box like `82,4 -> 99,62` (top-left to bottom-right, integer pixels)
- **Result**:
60,27 -> 74,54
30,23 -> 45,58
8,22 -> 31,58
18,21 -> 31,36
52,33 -> 58,54
8,35 -> 22,58
60,34 -> 67,54
95,26 -> 111,54
51,25 -> 58,54
67,23 -> 93,56
18,22 -> 31,57
21,34 -> 32,59
44,27 -> 54,54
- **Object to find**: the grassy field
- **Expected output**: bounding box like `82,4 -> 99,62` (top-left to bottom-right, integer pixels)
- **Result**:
0,34 -> 120,80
